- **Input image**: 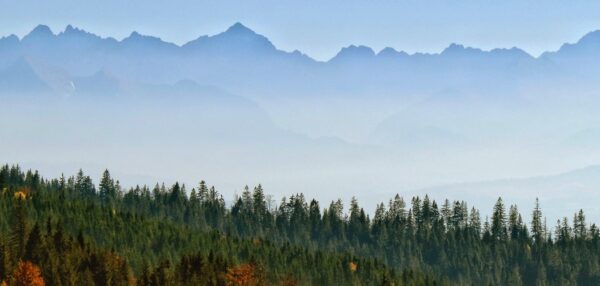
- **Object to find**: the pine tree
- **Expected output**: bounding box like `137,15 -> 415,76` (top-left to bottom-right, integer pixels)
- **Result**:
531,198 -> 544,243
23,223 -> 44,264
573,209 -> 587,239
509,205 -> 522,240
252,185 -> 267,224
10,193 -> 28,260
491,198 -> 507,241
469,207 -> 481,236
99,169 -> 117,203
74,169 -> 95,197
441,199 -> 451,230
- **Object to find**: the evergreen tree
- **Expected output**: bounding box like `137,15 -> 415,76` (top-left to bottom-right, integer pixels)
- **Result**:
531,198 -> 544,243
99,169 -> 117,203
491,198 -> 507,241
573,209 -> 587,239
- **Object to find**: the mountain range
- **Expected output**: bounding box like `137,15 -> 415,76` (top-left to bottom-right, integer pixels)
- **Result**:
1,23 -> 598,89
3,23 -> 600,221
3,23 -> 600,142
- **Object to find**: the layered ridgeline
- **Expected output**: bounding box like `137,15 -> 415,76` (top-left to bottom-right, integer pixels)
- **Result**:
2,24 -> 600,143
5,24 -> 600,227
1,165 -> 600,285
2,23 -> 600,95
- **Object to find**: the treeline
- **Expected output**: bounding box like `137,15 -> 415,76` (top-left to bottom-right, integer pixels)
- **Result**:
1,165 -> 600,285
0,165 -> 439,285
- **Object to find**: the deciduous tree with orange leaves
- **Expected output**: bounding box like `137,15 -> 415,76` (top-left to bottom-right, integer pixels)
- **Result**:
12,260 -> 45,286
225,263 -> 263,286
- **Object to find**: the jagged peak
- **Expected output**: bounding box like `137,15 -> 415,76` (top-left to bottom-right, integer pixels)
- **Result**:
338,45 -> 375,56
0,34 -> 19,42
59,25 -> 102,40
441,43 -> 483,55
62,24 -> 87,35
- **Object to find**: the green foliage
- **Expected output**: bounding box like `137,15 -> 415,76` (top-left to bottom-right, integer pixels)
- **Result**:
1,164 -> 600,285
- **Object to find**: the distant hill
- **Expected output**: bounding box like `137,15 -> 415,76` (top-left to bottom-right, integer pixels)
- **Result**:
418,165 -> 600,224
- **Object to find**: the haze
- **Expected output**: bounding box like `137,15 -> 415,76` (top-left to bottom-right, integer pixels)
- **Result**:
2,2 -> 600,225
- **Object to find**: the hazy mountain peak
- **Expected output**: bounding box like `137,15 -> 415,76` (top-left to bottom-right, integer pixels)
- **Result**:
59,25 -> 102,41
127,31 -> 142,39
440,44 -> 533,62
543,30 -> 600,58
216,22 -> 272,46
31,24 -> 53,35
576,30 -> 600,46
62,25 -> 89,36
446,43 -> 465,50
225,22 -> 254,34
22,24 -> 54,41
347,45 -> 375,54
124,31 -> 166,42
0,34 -> 19,43
330,45 -> 376,62
489,47 -> 532,58
64,24 -> 76,33
121,31 -> 175,50
377,47 -> 409,58
183,22 -> 275,53
441,43 -> 483,55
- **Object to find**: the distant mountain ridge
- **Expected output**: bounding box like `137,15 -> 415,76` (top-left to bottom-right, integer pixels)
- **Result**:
2,23 -> 600,65
3,22 -> 600,148
5,23 -> 600,225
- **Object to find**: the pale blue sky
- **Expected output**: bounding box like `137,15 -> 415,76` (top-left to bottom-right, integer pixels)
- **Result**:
2,0 -> 600,60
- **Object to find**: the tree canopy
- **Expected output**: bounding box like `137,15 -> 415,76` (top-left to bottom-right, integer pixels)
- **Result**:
1,164 -> 599,285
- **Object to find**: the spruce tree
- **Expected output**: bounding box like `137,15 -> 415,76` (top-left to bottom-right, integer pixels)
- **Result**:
491,198 -> 507,241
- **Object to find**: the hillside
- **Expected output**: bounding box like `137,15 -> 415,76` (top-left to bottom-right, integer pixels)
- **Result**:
1,165 -> 600,285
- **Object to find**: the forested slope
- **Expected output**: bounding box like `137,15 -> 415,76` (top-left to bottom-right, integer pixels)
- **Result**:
1,165 -> 599,285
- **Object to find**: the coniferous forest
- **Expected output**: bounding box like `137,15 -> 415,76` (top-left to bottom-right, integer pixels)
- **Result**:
1,165 -> 600,285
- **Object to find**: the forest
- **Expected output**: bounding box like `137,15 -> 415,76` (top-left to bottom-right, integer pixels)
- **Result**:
1,164 -> 599,285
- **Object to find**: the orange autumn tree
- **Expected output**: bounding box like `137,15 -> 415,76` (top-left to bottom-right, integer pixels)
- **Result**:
349,261 -> 358,272
12,260 -> 45,286
225,263 -> 263,286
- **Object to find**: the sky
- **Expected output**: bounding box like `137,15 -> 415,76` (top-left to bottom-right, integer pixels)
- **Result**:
2,0 -> 600,60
